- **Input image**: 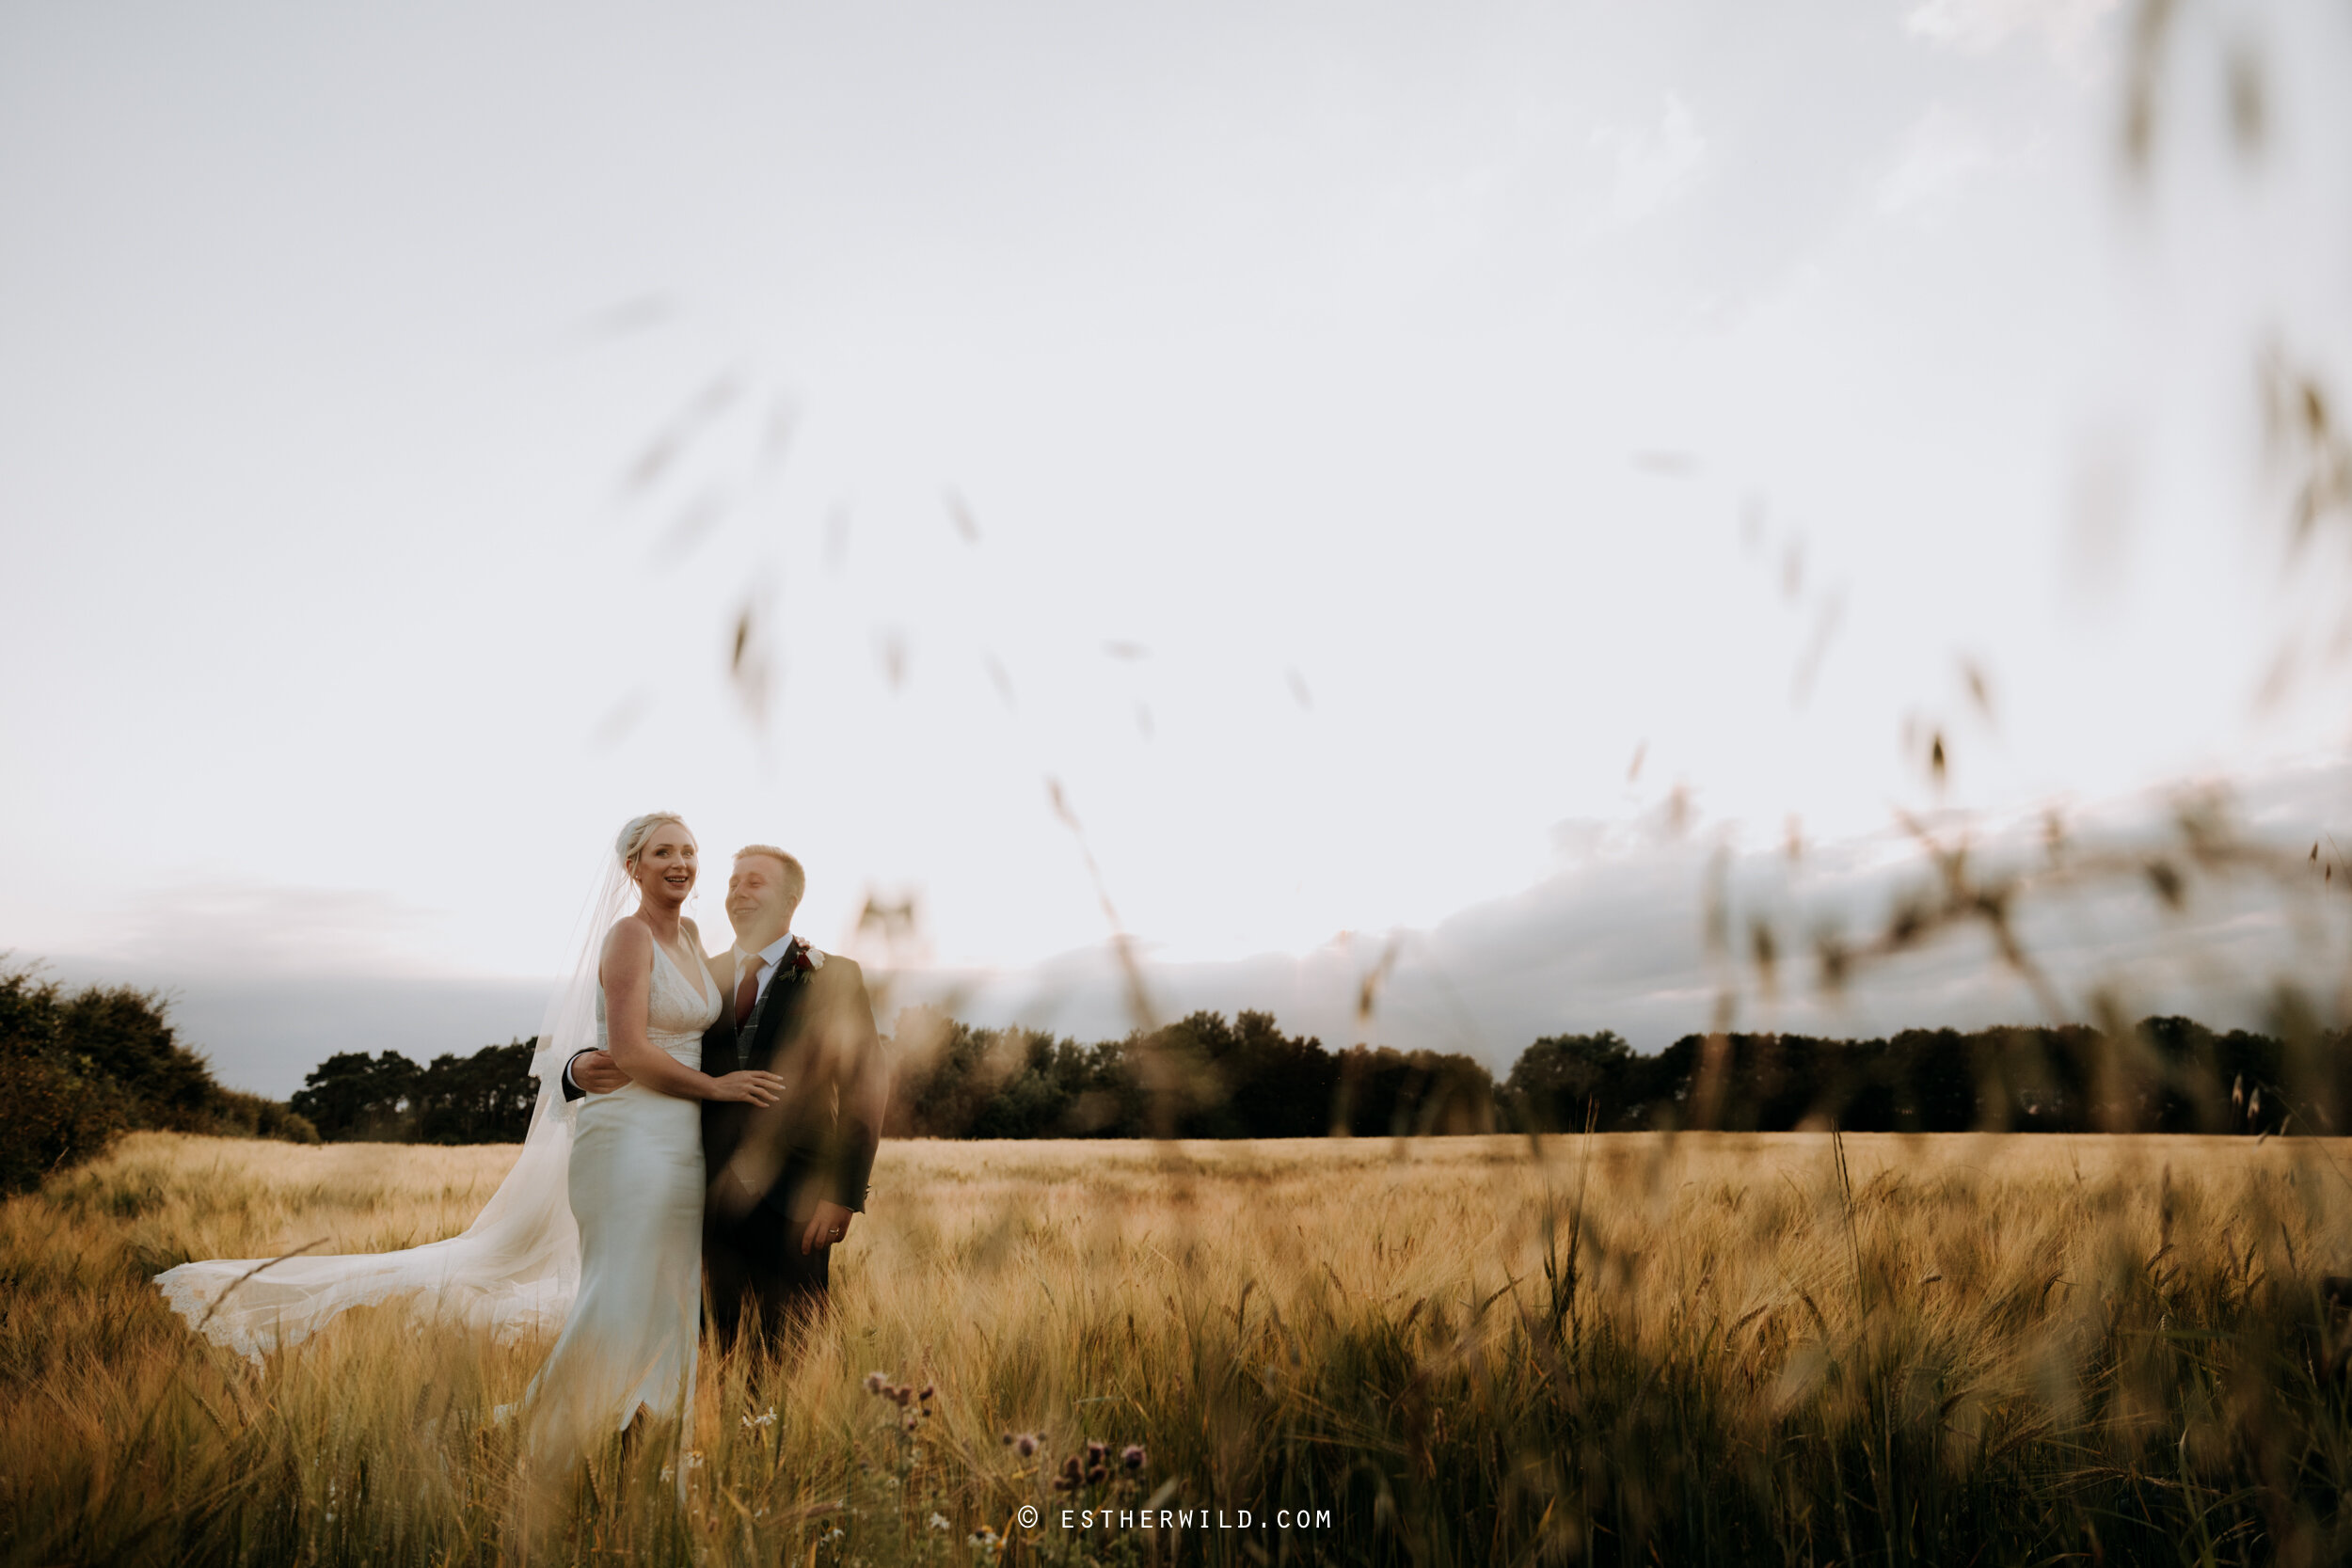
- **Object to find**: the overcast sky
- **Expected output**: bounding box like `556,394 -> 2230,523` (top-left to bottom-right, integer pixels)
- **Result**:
5,1 -> 2349,1094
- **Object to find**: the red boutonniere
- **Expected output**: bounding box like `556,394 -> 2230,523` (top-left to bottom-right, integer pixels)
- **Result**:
786,938 -> 825,976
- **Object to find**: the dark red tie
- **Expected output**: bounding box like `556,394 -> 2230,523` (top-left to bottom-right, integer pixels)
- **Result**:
734,957 -> 765,1027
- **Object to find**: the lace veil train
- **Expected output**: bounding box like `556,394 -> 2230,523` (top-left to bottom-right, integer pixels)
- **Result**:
154,841 -> 639,1362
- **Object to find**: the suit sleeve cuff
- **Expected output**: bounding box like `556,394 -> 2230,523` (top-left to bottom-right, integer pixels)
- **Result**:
834,1118 -> 879,1212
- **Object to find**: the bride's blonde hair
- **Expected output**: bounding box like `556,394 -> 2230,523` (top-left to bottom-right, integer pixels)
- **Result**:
615,812 -> 691,870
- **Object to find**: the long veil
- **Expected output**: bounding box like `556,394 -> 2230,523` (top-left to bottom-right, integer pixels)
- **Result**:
155,845 -> 638,1363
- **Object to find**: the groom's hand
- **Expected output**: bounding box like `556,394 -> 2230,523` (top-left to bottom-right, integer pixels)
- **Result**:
573,1050 -> 632,1095
802,1200 -> 855,1256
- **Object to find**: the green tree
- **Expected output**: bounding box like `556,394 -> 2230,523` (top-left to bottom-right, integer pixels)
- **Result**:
0,968 -> 132,1192
1,962 -> 316,1191
1503,1031 -> 1633,1132
416,1039 -> 538,1144
292,1051 -> 424,1141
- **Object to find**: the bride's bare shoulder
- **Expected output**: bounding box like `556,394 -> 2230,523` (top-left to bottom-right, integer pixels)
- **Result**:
600,914 -> 652,963
680,915 -> 715,956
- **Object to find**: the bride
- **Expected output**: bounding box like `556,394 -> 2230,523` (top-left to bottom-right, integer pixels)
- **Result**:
154,811 -> 785,1461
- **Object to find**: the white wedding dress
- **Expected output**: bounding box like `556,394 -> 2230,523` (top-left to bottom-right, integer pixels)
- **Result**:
520,937 -> 720,1455
153,838 -> 723,1468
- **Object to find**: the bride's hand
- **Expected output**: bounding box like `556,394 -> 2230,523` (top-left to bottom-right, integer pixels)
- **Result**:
710,1069 -> 788,1106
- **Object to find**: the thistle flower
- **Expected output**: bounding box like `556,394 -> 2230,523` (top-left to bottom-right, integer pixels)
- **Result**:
1015,1433 -> 1040,1457
918,1383 -> 935,1402
1121,1444 -> 1146,1470
1086,1440 -> 1108,1465
863,1370 -> 887,1394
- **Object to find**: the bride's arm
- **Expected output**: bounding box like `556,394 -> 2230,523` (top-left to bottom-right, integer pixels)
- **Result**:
601,919 -> 785,1106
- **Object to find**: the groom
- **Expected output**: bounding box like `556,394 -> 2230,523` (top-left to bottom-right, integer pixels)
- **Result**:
564,844 -> 889,1349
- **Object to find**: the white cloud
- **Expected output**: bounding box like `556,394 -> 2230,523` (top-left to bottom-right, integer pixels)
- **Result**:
893,758 -> 2352,1068
84,881 -> 469,979
1588,94 -> 1707,232
1904,0 -> 2121,70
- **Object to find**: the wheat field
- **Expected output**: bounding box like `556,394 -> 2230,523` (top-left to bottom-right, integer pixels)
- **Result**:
6,1129 -> 2352,1565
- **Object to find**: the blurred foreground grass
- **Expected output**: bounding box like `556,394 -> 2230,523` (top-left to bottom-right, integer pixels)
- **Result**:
8,1129 -> 2352,1565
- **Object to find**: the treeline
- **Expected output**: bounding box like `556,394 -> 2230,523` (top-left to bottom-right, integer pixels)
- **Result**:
16,966 -> 2342,1191
291,1042 -> 539,1144
893,1010 -> 2352,1142
286,1010 -> 2352,1146
287,1014 -> 1503,1146
887,1009 -> 1499,1139
0,966 -> 318,1194
1502,1017 -> 2352,1136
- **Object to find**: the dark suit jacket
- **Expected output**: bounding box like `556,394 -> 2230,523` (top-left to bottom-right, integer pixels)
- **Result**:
698,943 -> 886,1232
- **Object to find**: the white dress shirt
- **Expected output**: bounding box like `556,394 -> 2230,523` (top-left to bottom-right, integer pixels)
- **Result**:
565,933 -> 803,1090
